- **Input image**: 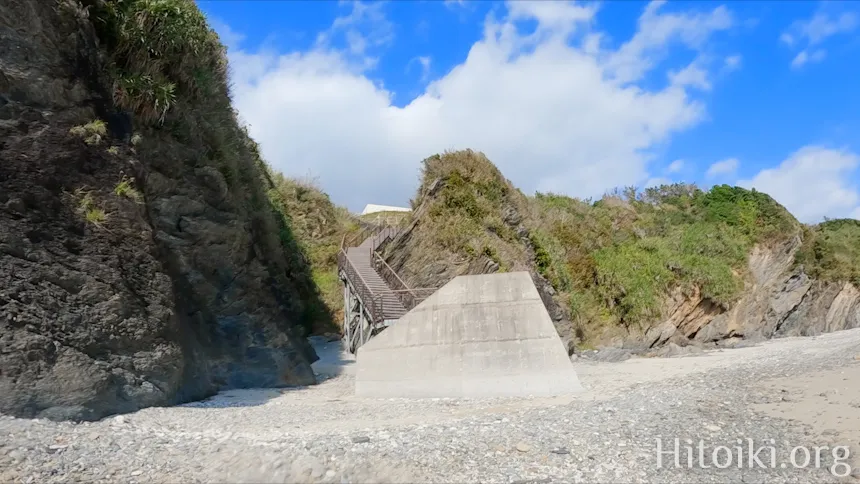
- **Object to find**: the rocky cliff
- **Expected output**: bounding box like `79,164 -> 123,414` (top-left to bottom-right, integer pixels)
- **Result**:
620,236 -> 860,354
0,0 -> 322,421
380,150 -> 860,355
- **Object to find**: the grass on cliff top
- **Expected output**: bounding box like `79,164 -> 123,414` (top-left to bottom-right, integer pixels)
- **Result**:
86,0 -> 336,335
531,186 -> 795,336
404,150 -> 807,345
409,150 -> 526,271
796,218 -> 860,286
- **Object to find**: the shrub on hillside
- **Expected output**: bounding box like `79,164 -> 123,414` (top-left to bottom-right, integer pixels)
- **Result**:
796,218 -> 860,285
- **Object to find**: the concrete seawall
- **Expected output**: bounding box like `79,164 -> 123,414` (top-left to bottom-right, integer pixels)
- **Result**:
355,272 -> 585,398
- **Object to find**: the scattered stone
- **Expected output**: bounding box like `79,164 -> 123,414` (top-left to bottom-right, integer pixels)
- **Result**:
1,329 -> 858,483
586,348 -> 632,362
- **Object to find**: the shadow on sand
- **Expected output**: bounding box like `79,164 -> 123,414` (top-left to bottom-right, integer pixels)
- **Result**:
180,336 -> 355,409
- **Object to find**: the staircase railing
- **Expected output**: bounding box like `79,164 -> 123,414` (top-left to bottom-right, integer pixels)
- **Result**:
372,251 -> 433,311
337,248 -> 385,324
339,222 -> 439,324
369,226 -> 398,254
337,223 -> 401,324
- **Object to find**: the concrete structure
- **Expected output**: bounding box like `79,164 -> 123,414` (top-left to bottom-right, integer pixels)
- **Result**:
360,204 -> 411,216
355,272 -> 585,398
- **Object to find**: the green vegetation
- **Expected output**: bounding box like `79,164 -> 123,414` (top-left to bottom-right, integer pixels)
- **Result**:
530,184 -> 798,338
76,190 -> 107,225
399,150 -> 829,346
796,218 -> 860,286
86,208 -> 107,224
415,150 -> 523,258
265,174 -> 358,330
114,175 -> 142,202
69,119 -> 107,145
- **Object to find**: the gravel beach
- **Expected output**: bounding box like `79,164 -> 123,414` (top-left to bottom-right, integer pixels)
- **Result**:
2,329 -> 859,483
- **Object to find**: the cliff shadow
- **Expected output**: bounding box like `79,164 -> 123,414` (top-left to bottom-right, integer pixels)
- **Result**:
178,336 -> 354,409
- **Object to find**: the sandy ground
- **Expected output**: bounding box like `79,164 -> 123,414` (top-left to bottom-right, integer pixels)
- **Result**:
754,363 -> 860,469
310,332 -> 860,454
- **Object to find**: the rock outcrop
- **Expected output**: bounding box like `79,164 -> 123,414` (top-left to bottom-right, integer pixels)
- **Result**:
0,0 -> 318,421
631,235 -> 860,351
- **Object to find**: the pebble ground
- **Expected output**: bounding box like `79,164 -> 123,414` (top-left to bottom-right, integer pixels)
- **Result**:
2,330 -> 860,483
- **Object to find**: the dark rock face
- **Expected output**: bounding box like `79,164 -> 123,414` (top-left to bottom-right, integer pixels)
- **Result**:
0,0 -> 316,421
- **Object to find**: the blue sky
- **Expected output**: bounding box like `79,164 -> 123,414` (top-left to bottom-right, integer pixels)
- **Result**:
198,0 -> 860,222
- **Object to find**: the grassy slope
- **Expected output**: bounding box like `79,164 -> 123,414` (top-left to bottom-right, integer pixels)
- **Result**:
795,218 -> 860,286
266,175 -> 360,330
391,150 -> 859,347
408,150 -> 531,273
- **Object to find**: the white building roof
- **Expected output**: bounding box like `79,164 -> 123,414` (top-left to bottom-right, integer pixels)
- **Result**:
361,204 -> 411,215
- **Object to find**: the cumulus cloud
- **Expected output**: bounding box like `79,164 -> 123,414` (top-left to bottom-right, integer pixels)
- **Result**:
737,146 -> 860,223
706,158 -> 739,177
667,159 -> 685,173
781,7 -> 857,69
216,1 -> 736,211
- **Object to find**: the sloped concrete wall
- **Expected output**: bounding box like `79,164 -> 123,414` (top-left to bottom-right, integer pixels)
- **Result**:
355,272 -> 584,398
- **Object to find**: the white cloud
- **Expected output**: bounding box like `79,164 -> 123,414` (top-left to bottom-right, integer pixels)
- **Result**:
737,146 -> 860,223
669,62 -> 711,91
315,1 -> 393,65
781,8 -> 857,69
790,48 -> 827,69
408,56 -> 432,82
667,159 -> 684,173
209,18 -> 245,52
217,1 -> 736,211
603,1 -> 733,84
706,158 -> 739,177
723,54 -> 741,71
644,177 -> 673,189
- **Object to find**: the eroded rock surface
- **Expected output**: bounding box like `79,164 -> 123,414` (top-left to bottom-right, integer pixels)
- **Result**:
0,0 -> 316,421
